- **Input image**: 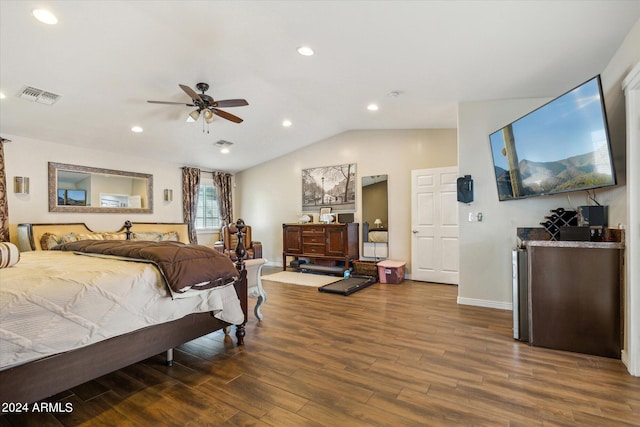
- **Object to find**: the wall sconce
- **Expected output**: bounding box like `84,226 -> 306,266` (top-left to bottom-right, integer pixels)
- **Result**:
14,176 -> 30,194
163,189 -> 173,202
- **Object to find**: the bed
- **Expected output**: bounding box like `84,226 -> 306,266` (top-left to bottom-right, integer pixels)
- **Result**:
0,220 -> 249,404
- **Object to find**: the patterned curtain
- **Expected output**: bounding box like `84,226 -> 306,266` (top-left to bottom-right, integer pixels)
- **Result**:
0,139 -> 9,242
182,167 -> 200,244
213,171 -> 233,226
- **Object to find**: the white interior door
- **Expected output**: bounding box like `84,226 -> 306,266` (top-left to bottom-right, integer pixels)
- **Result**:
411,167 -> 459,284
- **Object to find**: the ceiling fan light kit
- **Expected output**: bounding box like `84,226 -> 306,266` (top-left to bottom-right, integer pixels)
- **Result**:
189,110 -> 200,121
203,109 -> 214,123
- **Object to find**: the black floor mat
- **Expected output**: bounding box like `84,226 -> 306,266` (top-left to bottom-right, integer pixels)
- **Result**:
318,275 -> 376,296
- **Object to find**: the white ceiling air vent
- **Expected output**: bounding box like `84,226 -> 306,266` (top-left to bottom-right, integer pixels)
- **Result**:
17,86 -> 61,105
215,140 -> 234,148
215,140 -> 234,153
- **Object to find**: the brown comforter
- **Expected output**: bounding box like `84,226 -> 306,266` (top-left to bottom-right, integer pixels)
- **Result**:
53,240 -> 239,294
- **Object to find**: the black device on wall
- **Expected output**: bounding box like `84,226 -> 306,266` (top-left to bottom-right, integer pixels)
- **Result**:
457,175 -> 473,203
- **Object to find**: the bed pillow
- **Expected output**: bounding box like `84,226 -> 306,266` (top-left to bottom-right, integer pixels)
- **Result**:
77,233 -> 105,241
132,231 -> 163,242
161,231 -> 179,242
40,232 -> 61,250
59,232 -> 80,244
0,242 -> 20,268
102,232 -> 127,240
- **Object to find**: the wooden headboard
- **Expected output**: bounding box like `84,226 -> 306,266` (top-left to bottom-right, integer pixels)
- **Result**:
17,222 -> 190,251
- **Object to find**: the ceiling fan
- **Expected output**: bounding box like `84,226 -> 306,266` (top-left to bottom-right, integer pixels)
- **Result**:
147,83 -> 248,124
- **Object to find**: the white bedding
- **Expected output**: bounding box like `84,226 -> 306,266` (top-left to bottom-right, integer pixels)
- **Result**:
0,251 -> 244,369
368,230 -> 388,243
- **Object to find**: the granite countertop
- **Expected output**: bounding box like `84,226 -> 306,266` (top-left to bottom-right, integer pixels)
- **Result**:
523,240 -> 625,249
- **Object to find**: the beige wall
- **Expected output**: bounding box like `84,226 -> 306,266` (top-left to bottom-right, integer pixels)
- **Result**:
234,129 -> 457,270
4,134 -> 185,242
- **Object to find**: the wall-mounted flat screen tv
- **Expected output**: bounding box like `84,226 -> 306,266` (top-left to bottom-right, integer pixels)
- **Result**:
63,189 -> 87,206
489,75 -> 616,201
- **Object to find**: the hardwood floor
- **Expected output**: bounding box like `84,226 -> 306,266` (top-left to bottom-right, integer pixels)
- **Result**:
2,272 -> 639,426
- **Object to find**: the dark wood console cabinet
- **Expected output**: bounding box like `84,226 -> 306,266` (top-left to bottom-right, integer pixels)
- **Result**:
282,223 -> 359,271
524,240 -> 624,359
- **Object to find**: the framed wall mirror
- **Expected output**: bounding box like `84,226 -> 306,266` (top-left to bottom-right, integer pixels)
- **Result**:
48,162 -> 153,213
362,174 -> 388,259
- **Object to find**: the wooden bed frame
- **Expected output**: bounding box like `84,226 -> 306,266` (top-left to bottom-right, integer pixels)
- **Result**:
0,220 -> 249,404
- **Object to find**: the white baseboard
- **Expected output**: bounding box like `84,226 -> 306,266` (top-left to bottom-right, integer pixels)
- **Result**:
457,296 -> 512,311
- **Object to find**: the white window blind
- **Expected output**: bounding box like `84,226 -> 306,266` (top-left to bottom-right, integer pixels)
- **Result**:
195,183 -> 220,230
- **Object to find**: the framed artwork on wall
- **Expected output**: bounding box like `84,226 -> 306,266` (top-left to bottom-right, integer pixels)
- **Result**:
302,163 -> 356,213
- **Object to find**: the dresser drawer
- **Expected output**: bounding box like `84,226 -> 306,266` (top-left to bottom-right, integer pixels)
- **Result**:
302,226 -> 325,235
303,244 -> 325,255
303,235 -> 325,244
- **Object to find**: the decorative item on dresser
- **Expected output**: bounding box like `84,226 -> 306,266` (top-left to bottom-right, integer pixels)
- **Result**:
282,222 -> 359,275
0,219 -> 250,404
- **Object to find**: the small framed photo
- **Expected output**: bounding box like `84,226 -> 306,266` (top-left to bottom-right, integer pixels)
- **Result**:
320,207 -> 334,223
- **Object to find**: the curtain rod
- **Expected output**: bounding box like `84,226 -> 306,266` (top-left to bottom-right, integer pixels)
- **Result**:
180,166 -> 232,175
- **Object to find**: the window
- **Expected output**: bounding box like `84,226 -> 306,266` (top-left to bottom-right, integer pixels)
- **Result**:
195,182 -> 220,230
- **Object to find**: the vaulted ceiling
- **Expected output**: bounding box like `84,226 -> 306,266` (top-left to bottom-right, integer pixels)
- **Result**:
1,1 -> 639,172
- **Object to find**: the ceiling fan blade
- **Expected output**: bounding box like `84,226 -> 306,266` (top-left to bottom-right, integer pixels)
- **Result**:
213,108 -> 243,123
213,99 -> 249,108
147,100 -> 195,106
179,84 -> 203,102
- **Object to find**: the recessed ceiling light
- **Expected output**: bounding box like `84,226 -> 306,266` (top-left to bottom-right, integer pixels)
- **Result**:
367,103 -> 379,111
32,9 -> 58,25
282,119 -> 292,127
131,126 -> 143,133
297,46 -> 314,56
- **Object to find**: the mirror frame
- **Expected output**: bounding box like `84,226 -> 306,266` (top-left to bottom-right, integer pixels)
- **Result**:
48,162 -> 153,214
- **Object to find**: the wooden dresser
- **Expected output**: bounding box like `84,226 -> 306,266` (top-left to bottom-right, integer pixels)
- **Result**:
282,223 -> 359,272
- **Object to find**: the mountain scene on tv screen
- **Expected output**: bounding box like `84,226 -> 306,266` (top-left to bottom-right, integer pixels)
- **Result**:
494,143 -> 614,200
66,197 -> 85,206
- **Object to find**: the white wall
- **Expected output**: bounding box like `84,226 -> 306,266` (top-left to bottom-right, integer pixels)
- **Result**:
234,129 -> 457,269
457,19 -> 640,311
4,134 -> 184,242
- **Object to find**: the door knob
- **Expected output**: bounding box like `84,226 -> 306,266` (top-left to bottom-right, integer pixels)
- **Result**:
412,230 -> 419,234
